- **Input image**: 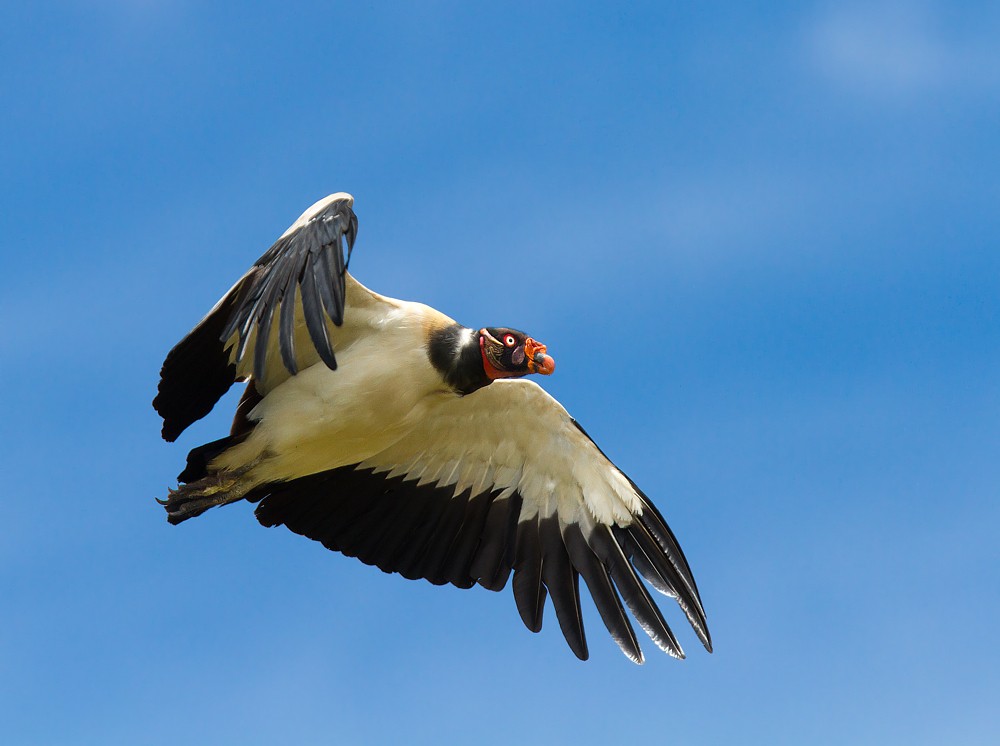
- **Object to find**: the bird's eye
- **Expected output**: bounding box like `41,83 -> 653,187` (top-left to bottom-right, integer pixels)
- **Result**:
504,335 -> 516,347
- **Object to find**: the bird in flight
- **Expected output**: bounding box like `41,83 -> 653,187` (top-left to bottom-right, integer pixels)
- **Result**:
154,193 -> 711,663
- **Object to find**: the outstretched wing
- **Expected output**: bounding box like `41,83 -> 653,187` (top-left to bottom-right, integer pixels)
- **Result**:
153,193 -> 359,441
251,379 -> 711,663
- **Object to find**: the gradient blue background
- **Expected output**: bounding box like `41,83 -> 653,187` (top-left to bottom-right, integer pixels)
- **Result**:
2,2 -> 997,744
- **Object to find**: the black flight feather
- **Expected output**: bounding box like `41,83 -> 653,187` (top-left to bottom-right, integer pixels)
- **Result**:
336,488 -> 399,561
615,522 -> 712,651
252,297 -> 277,384
589,525 -> 684,659
313,244 -> 340,327
441,490 -> 495,588
471,492 -> 522,591
393,491 -> 454,582
615,523 -> 683,599
512,519 -> 546,633
563,523 -> 643,664
278,285 -> 298,375
415,491 -> 473,585
301,266 -> 337,371
368,481 -> 442,575
539,516 -> 588,660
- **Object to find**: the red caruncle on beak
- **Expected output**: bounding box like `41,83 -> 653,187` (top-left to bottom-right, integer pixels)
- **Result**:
525,337 -> 555,375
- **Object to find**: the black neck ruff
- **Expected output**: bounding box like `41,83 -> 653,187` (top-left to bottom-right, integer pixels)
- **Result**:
428,324 -> 491,395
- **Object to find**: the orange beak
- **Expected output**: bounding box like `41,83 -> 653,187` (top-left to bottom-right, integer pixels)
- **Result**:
525,337 -> 556,375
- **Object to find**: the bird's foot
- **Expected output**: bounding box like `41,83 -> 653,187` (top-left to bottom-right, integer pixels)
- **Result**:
158,475 -> 244,524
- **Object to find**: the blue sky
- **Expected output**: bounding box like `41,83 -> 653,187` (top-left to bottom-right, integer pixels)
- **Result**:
2,1 -> 998,743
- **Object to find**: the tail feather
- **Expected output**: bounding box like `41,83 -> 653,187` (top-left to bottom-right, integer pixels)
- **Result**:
177,433 -> 248,483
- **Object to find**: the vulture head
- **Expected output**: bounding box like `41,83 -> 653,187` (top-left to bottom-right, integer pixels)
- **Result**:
479,327 -> 556,380
428,323 -> 555,396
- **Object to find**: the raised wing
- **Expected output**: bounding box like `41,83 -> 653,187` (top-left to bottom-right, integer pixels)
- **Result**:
251,379 -> 711,663
153,193 -> 359,441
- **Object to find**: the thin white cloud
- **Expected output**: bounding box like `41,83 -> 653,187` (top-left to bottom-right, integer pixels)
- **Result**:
807,2 -> 1000,96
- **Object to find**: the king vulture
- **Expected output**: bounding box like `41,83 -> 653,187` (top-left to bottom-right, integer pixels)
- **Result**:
154,193 -> 712,663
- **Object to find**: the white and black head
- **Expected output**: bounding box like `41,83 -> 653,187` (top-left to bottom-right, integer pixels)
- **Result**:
429,325 -> 556,395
